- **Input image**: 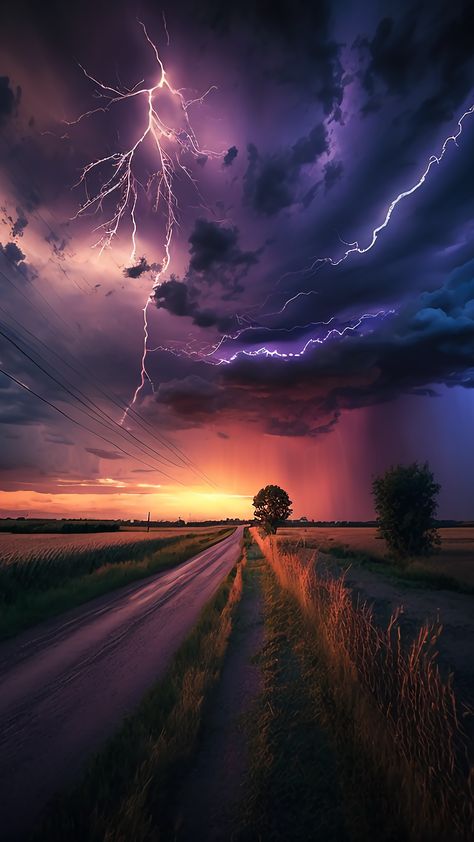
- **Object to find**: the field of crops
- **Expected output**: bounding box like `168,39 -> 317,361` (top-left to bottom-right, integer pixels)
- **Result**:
0,528 -> 225,602
0,527 -> 222,564
276,526 -> 474,587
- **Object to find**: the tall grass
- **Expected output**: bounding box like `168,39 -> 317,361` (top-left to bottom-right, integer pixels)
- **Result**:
0,531 -> 228,602
0,529 -> 234,638
252,528 -> 474,841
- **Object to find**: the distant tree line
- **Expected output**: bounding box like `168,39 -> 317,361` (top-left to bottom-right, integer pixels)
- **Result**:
0,520 -> 120,535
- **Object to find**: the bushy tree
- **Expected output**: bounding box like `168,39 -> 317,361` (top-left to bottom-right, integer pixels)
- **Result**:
372,462 -> 441,559
253,485 -> 292,534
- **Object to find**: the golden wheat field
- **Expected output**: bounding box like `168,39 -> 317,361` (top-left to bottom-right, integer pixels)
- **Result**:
276,526 -> 474,587
0,527 -> 222,565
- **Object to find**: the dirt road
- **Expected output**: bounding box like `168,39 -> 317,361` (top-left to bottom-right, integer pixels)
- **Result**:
0,527 -> 243,841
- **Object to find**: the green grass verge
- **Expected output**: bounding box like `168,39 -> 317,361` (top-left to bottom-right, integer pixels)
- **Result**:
238,541 -> 409,842
33,541 -> 245,842
0,529 -> 235,640
322,542 -> 474,594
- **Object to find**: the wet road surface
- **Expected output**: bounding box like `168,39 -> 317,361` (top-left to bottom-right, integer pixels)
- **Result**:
0,527 -> 243,840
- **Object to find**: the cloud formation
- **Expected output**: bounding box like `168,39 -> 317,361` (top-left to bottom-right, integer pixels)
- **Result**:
0,0 -> 473,519
85,448 -> 126,460
243,123 -> 329,216
152,218 -> 261,328
145,259 -> 474,438
123,257 -> 162,279
223,145 -> 238,167
358,3 -> 474,131
0,76 -> 21,125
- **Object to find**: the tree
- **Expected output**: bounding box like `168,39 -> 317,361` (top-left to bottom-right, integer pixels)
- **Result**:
372,462 -> 441,560
253,485 -> 292,534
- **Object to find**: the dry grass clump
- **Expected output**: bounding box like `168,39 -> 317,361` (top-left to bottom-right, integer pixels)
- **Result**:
252,528 -> 474,841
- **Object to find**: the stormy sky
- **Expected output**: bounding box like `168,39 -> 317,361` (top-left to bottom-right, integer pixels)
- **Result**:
0,0 -> 473,520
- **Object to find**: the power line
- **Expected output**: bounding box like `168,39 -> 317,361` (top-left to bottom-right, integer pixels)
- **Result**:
0,139 -> 218,488
0,322 -> 187,470
0,269 -> 217,487
0,301 -> 217,486
0,366 -> 186,484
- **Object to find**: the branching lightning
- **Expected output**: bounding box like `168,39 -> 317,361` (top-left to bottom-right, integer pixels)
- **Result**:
217,310 -> 392,363
149,309 -> 395,364
68,18 -> 224,417
310,104 -> 474,268
255,104 -> 474,321
70,27 -> 473,381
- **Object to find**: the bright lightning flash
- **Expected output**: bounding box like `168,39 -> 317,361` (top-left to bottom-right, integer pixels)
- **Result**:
70,28 -> 473,382
149,309 -> 395,364
68,19 -> 224,416
257,104 -> 474,319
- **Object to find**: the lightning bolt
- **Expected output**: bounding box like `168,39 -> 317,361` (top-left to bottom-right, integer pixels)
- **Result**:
214,310 -> 394,364
148,309 -> 394,364
255,103 -> 474,320
70,27 -> 472,381
313,104 -> 474,267
67,18 -> 224,419
130,103 -> 472,372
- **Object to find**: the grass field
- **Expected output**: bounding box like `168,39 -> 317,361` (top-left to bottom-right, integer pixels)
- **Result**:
19,528 -> 474,841
0,527 -> 234,638
276,526 -> 474,588
0,526 -> 223,563
253,528 -> 474,841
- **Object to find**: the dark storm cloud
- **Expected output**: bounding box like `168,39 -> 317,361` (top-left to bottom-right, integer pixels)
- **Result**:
1,0 -> 473,459
222,260 -> 474,433
152,276 -> 234,332
359,13 -> 419,97
188,218 -> 259,280
0,241 -> 37,281
265,412 -> 341,438
85,447 -> 125,460
0,378 -> 49,425
124,258 -> 150,279
0,76 -> 21,125
243,124 -> 329,216
301,183 -> 320,210
223,146 -> 238,167
149,258 -> 474,437
155,375 -> 223,419
154,277 -> 191,318
152,218 -> 261,327
266,74 -> 474,331
1,206 -> 29,239
0,241 -> 25,265
358,2 -> 474,134
12,208 -> 28,237
202,0 -> 343,115
123,257 -> 162,279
